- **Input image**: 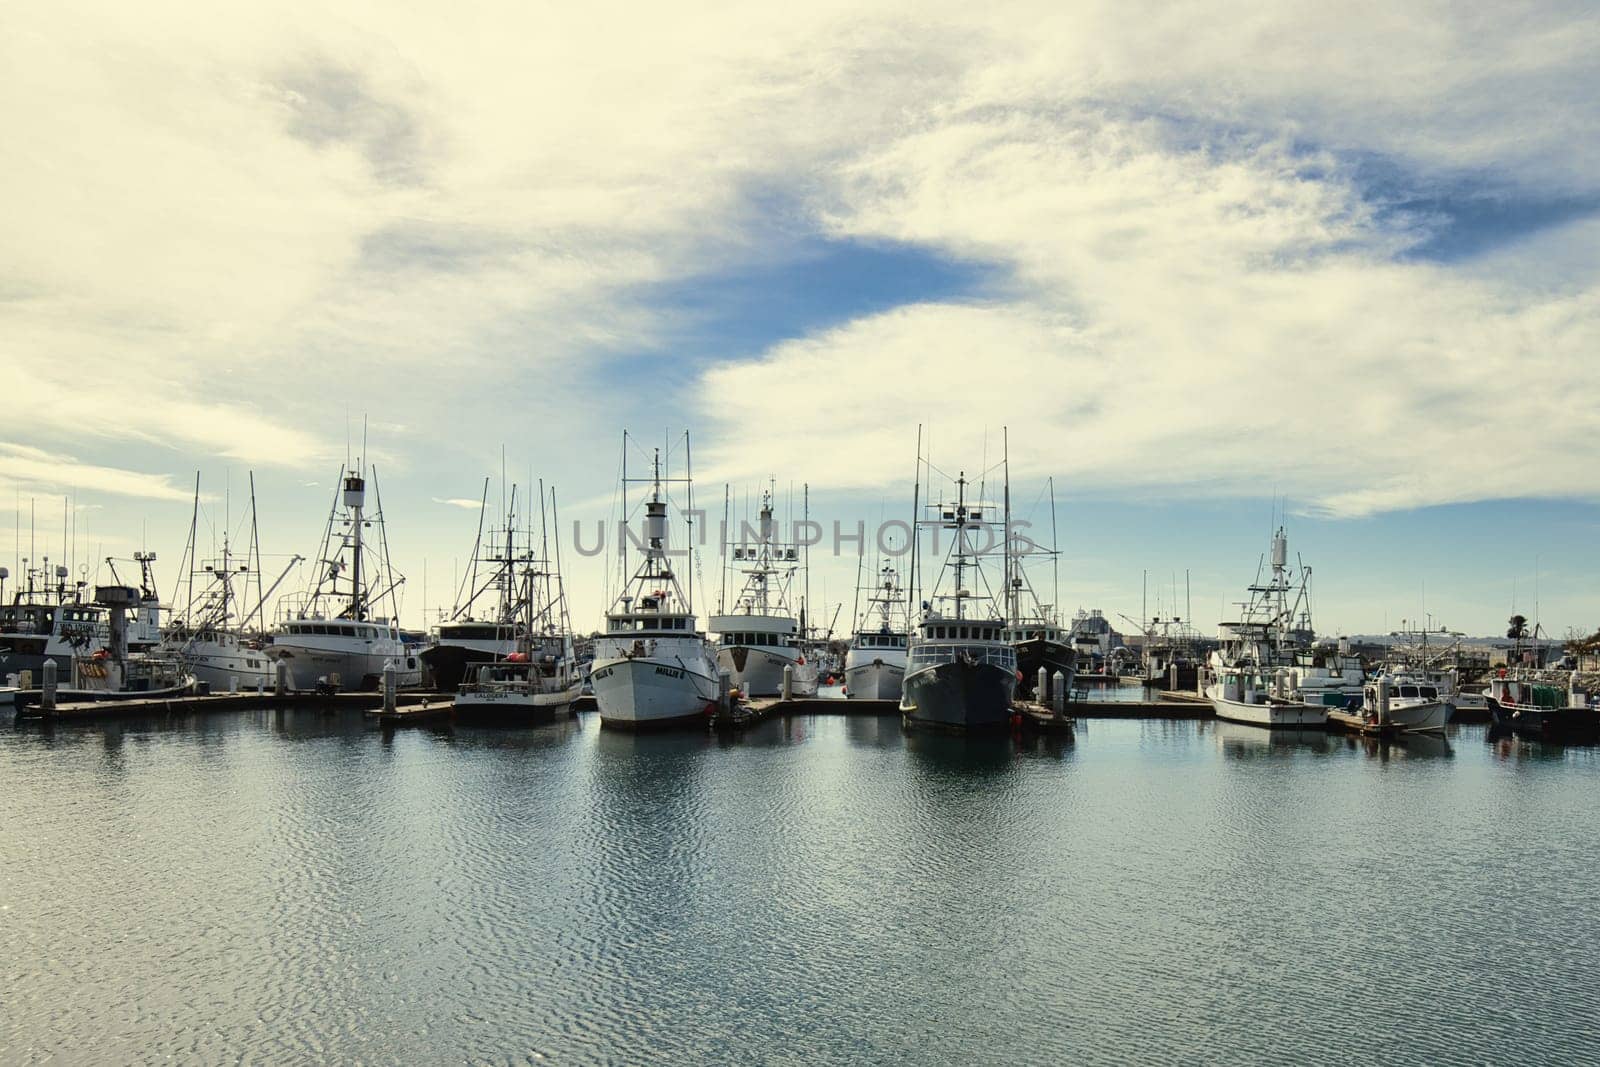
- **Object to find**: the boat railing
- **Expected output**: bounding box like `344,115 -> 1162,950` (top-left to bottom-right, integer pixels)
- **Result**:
908,642 -> 1018,671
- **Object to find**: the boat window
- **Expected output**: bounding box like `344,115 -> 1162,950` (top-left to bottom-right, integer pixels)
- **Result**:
1420,687 -> 1437,699
1400,685 -> 1418,699
1389,687 -> 1400,698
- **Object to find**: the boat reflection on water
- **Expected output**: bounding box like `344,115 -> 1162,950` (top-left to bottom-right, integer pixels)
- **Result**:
1335,732 -> 1454,761
1209,719 -> 1331,757
443,715 -> 585,752
901,726 -> 1016,775
1486,722 -> 1599,762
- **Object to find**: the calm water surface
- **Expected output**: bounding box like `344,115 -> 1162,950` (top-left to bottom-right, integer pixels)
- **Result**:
3,708 -> 1598,1064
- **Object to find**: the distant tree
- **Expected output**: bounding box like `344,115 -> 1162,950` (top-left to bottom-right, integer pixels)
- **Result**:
1507,614 -> 1529,642
1566,626 -> 1600,654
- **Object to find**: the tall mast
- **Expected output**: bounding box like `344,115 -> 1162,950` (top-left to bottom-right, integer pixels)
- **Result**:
684,431 -> 695,615
1002,428 -> 1014,627
719,484 -> 729,613
908,424 -> 922,622
1049,477 -> 1060,626
185,472 -> 200,624
248,472 -> 263,632
802,483 -> 810,638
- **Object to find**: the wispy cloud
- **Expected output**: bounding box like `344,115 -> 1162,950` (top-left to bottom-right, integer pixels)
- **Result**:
0,443 -> 194,502
432,497 -> 483,510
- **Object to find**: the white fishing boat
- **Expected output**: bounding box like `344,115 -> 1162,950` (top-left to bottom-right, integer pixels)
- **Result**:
0,563 -> 103,685
710,487 -> 818,697
900,434 -> 1018,732
844,562 -> 909,700
268,464 -> 421,692
163,474 -> 300,692
1208,662 -> 1327,727
1358,672 -> 1450,734
1204,527 -> 1346,728
13,583 -> 193,715
591,434 -> 720,730
453,483 -> 583,725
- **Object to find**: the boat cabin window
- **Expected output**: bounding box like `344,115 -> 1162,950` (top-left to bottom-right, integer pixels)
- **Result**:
1420,686 -> 1437,699
1400,685 -> 1418,699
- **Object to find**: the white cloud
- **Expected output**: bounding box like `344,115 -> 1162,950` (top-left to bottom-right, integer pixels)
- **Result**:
0,443 -> 194,502
432,497 -> 484,510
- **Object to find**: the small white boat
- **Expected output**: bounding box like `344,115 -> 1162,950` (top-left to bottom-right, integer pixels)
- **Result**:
1359,672 -> 1450,733
454,654 -> 581,724
1206,664 -> 1328,728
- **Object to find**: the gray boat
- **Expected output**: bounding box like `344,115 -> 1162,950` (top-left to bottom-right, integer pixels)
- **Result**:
899,442 -> 1018,732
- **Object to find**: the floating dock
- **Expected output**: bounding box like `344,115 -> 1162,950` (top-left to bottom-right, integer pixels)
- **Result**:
16,690 -> 447,724
368,699 -> 453,728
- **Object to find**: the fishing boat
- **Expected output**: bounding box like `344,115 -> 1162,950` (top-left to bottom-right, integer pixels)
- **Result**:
1204,527 -> 1350,728
591,434 -> 720,730
268,464 -> 421,692
844,562 -> 910,700
0,563 -> 101,685
1208,662 -> 1326,727
900,432 -> 1018,732
1003,477 -> 1073,702
710,486 -> 818,697
1357,672 -> 1450,733
162,474 -> 300,692
420,479 -> 528,692
13,583 -> 193,714
453,483 -> 583,725
1485,671 -> 1598,738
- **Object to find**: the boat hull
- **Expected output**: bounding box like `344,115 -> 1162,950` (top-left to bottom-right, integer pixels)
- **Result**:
844,658 -> 904,700
592,656 -> 717,730
1487,697 -> 1598,738
419,643 -> 515,693
901,660 -> 1017,731
1385,699 -> 1450,733
1210,694 -> 1328,728
716,646 -> 818,697
1013,638 -> 1075,700
453,683 -> 582,725
270,641 -> 422,691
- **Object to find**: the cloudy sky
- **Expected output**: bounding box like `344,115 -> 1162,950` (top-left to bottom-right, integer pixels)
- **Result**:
4,1 -> 1598,638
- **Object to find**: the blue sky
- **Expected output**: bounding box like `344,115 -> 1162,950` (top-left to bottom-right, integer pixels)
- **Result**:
3,1 -> 1599,639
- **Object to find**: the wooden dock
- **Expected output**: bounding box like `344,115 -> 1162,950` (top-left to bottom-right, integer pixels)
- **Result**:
368,699 -> 453,727
1324,708 -> 1417,738
15,690 -> 448,724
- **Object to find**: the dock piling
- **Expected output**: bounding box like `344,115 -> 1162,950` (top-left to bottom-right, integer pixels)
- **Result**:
1051,671 -> 1066,715
41,660 -> 57,715
782,665 -> 793,701
274,660 -> 289,696
1037,667 -> 1049,705
382,661 -> 397,714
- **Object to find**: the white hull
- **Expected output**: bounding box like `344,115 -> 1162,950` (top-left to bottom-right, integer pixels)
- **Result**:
171,638 -> 276,692
716,647 -> 818,697
592,655 -> 718,729
1385,699 -> 1450,733
843,657 -> 905,700
1210,694 -> 1328,728
270,639 -> 422,691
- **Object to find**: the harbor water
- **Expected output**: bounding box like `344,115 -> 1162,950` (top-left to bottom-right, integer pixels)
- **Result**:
3,710 -> 1598,1064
